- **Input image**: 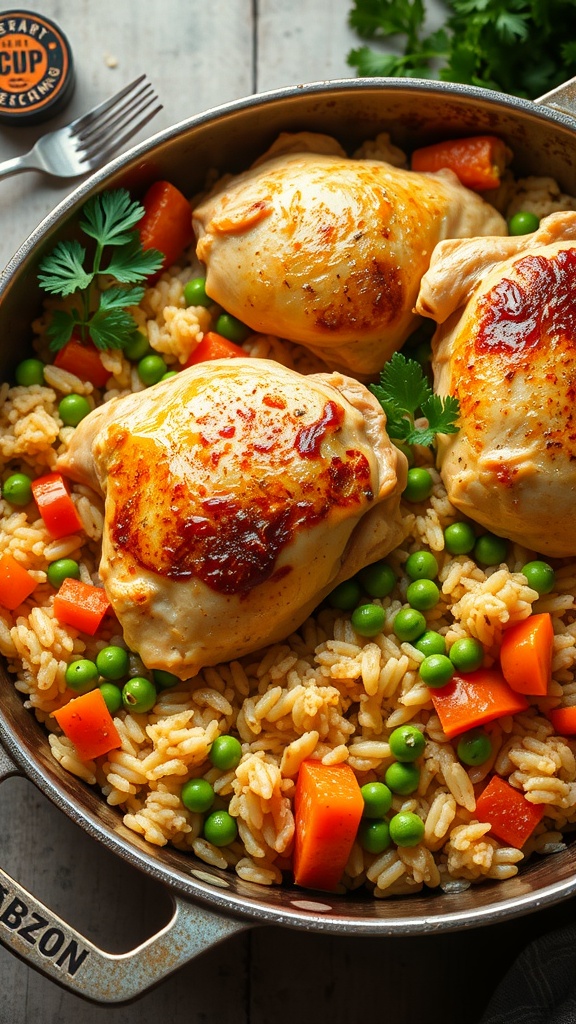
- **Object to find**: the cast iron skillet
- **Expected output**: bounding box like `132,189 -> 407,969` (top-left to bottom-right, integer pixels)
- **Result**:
1,76 -> 576,1003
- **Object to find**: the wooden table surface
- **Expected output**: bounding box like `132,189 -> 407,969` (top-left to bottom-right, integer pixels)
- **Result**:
0,2 -> 575,1021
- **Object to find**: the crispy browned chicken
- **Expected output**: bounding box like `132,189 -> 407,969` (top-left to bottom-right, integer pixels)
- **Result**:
192,133 -> 507,378
58,358 -> 407,677
416,211 -> 576,557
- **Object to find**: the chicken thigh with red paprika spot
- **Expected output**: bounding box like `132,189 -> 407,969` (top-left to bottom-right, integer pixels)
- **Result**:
57,358 -> 407,678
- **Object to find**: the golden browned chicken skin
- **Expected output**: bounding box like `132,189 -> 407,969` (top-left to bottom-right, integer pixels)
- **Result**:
192,133 -> 507,378
416,211 -> 576,557
58,358 -> 407,677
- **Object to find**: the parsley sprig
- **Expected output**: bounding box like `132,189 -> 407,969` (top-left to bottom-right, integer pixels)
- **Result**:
347,0 -> 576,99
38,189 -> 164,352
370,352 -> 459,447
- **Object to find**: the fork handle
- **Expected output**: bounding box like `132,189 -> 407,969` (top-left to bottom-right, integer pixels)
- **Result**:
0,152 -> 43,179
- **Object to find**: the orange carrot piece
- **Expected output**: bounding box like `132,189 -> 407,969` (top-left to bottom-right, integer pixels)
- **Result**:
53,688 -> 121,761
183,331 -> 245,368
54,338 -> 110,388
31,472 -> 83,540
139,180 -> 194,275
411,135 -> 511,191
475,775 -> 545,848
429,668 -> 528,739
293,760 -> 364,892
0,552 -> 37,610
53,577 -> 111,636
548,707 -> 576,736
500,613 -> 554,696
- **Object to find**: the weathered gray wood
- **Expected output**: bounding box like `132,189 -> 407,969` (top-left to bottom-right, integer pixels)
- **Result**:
0,0 -> 255,265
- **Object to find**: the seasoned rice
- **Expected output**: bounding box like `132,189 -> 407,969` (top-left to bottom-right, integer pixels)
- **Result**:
2,142 -> 576,900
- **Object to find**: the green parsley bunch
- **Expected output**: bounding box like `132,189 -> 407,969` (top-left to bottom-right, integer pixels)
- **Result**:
38,188 -> 164,352
347,0 -> 576,99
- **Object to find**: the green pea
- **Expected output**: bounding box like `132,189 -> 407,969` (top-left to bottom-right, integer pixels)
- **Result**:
403,467 -> 433,503
122,676 -> 157,714
360,781 -> 393,819
389,725 -> 426,762
508,210 -> 540,236
153,668 -> 180,690
160,371 -> 178,381
123,330 -> 152,362
215,313 -> 250,343
357,818 -> 391,854
474,533 -> 508,566
449,637 -> 484,673
46,558 -> 80,588
406,578 -> 440,611
327,579 -> 362,611
65,658 -> 99,693
209,734 -> 243,770
138,354 -> 168,386
393,608 -> 427,643
15,358 -> 45,387
99,682 -> 123,715
58,394 -> 91,427
183,277 -> 212,308
384,761 -> 420,795
405,550 -> 438,581
444,521 -> 476,555
2,472 -> 32,506
203,809 -> 238,847
96,645 -> 130,681
521,560 -> 556,595
356,561 -> 396,598
456,729 -> 493,766
351,603 -> 386,637
414,630 -> 446,657
181,777 -> 215,813
389,810 -> 425,847
419,654 -> 455,688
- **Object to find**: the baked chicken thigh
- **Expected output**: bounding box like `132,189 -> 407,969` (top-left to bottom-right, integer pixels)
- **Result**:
192,133 -> 507,378
58,358 -> 407,677
416,211 -> 576,557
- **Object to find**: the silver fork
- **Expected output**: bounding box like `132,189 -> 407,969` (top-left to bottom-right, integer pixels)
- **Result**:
0,75 -> 162,180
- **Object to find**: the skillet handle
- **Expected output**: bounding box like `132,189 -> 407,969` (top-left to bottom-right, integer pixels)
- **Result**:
535,75 -> 576,118
0,754 -> 249,1003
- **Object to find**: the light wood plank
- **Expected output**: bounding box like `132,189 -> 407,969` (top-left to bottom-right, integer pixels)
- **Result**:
256,0 -> 359,91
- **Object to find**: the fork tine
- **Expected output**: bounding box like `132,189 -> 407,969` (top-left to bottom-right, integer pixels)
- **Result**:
75,81 -> 156,146
68,73 -> 148,133
79,102 -> 163,167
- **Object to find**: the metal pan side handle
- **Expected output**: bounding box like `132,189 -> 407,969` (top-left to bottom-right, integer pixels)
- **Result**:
0,762 -> 249,1003
536,75 -> 576,118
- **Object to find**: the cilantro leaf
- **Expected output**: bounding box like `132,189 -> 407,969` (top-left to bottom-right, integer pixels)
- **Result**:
38,188 -> 169,353
349,0 -> 426,43
104,234 -> 164,282
89,307 -> 139,350
46,308 -> 79,351
370,351 -> 460,448
348,46 -> 410,76
81,188 -> 146,248
374,351 -> 431,414
98,285 -> 146,311
37,240 -> 91,296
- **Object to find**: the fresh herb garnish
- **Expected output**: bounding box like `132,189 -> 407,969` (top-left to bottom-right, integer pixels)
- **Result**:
38,189 -> 164,352
347,0 -> 576,100
370,351 -> 460,447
